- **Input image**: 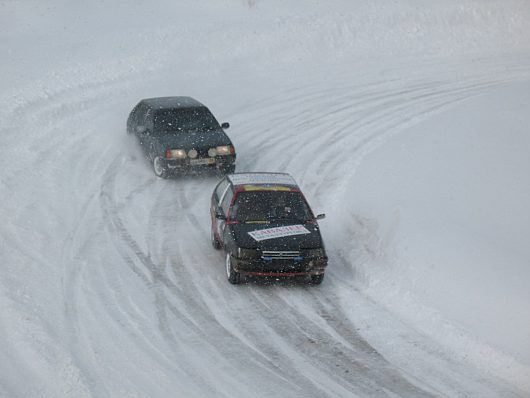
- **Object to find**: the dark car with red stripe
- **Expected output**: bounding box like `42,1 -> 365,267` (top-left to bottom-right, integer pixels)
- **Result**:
127,97 -> 235,178
210,173 -> 327,284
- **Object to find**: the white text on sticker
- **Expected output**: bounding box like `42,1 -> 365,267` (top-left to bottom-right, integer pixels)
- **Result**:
248,225 -> 310,241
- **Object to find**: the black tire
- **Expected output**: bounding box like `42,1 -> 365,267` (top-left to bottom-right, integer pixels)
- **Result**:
153,156 -> 169,179
310,274 -> 324,285
225,253 -> 240,284
211,227 -> 221,250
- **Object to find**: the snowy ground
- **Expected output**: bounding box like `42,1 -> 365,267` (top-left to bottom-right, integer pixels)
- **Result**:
1,0 -> 530,397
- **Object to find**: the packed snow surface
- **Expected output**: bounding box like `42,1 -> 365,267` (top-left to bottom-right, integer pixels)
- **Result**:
1,0 -> 530,397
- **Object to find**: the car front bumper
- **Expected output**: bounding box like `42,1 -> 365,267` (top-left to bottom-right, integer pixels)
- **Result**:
231,256 -> 327,277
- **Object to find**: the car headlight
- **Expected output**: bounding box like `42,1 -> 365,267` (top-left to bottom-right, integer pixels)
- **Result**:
216,145 -> 232,156
166,149 -> 187,159
208,147 -> 217,157
237,247 -> 259,259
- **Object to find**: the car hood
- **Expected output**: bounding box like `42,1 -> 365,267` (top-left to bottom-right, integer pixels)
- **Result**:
228,222 -> 323,250
155,129 -> 232,149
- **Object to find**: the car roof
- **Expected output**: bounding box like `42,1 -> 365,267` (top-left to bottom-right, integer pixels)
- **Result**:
227,173 -> 299,190
140,96 -> 206,110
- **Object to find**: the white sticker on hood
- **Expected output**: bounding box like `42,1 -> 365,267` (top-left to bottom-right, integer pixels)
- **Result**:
248,225 -> 310,242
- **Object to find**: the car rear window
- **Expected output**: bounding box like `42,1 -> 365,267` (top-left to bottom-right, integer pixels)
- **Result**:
230,191 -> 312,223
153,108 -> 219,133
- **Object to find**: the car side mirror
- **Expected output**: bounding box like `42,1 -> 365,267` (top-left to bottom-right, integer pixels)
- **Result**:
316,214 -> 326,220
215,207 -> 226,220
136,125 -> 147,134
221,122 -> 230,129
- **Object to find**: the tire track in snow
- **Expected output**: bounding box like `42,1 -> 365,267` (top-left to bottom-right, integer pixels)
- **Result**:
211,62 -> 529,397
99,165 -> 319,397
246,286 -> 436,398
99,158 -> 229,395
5,54 -> 528,397
96,167 -> 336,396
1,74 -> 144,398
165,208 -> 336,397
147,179 -> 327,396
148,182 -> 434,397
104,66 -> 528,397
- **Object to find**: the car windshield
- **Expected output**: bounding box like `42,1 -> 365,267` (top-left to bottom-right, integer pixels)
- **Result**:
230,191 -> 312,223
153,108 -> 219,133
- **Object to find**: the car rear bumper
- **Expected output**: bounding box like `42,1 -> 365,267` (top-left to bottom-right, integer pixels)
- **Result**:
164,155 -> 235,172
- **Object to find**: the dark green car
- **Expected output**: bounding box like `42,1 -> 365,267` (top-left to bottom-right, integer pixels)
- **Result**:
210,173 -> 328,285
127,97 -> 236,178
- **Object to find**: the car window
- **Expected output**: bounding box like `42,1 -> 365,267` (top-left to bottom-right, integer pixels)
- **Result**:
230,191 -> 312,223
220,186 -> 234,216
214,178 -> 229,203
135,104 -> 147,125
127,104 -> 139,130
153,108 -> 220,133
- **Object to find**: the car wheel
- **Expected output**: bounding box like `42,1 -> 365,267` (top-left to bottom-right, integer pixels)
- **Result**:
225,253 -> 240,284
310,274 -> 324,285
153,156 -> 169,179
148,145 -> 156,161
211,227 -> 221,250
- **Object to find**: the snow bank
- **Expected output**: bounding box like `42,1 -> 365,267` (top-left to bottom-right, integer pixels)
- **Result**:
339,81 -> 530,389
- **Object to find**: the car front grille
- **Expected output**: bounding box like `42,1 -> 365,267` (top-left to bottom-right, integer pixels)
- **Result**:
261,251 -> 303,261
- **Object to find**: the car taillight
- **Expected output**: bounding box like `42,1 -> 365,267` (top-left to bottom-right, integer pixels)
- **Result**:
165,149 -> 171,159
211,145 -> 235,156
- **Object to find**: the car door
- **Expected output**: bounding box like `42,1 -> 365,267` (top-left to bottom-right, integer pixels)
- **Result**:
143,109 -> 159,159
211,179 -> 227,238
216,184 -> 234,243
136,106 -> 155,158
